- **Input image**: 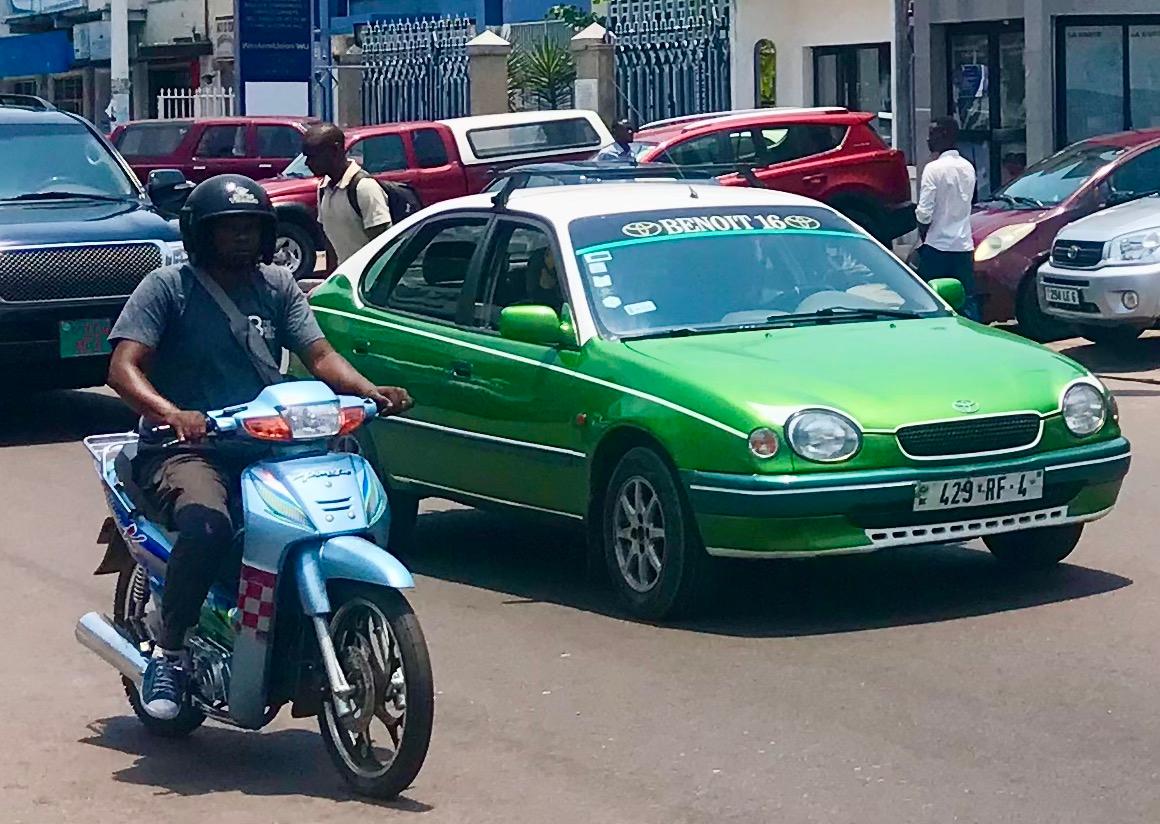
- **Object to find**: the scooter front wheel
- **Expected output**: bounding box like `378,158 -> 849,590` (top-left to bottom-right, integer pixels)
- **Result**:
317,584 -> 434,799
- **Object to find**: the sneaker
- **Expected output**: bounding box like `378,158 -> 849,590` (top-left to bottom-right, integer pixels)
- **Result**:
141,655 -> 187,720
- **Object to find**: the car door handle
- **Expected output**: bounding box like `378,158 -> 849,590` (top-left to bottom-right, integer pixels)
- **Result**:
352,340 -> 371,355
193,165 -> 207,171
803,173 -> 827,185
259,163 -> 273,169
449,361 -> 472,379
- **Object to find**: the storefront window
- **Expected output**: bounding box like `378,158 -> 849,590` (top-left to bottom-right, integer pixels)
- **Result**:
813,43 -> 891,144
951,34 -> 990,131
754,40 -> 776,108
52,75 -> 84,116
1058,18 -> 1160,146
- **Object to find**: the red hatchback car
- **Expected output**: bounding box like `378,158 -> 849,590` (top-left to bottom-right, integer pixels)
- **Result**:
633,108 -> 915,243
970,128 -> 1160,339
109,116 -> 316,184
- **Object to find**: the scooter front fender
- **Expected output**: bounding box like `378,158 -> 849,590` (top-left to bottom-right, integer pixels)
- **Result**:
293,535 -> 415,617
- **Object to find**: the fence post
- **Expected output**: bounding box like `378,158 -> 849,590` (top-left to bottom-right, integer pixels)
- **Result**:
466,30 -> 511,116
334,38 -> 363,128
571,23 -> 616,126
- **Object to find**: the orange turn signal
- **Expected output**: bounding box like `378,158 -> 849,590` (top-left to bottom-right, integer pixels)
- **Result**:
242,414 -> 294,441
337,405 -> 367,436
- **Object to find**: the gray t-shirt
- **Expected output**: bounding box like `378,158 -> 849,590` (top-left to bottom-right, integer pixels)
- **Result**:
109,263 -> 324,413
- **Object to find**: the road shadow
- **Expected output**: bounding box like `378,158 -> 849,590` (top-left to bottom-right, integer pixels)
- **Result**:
408,507 -> 1132,638
80,716 -> 433,811
0,389 -> 135,448
1053,332 -> 1160,375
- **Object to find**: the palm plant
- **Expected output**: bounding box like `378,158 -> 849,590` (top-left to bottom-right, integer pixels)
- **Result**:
510,39 -> 576,110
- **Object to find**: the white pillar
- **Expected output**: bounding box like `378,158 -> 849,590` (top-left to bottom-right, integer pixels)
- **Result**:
108,0 -> 130,126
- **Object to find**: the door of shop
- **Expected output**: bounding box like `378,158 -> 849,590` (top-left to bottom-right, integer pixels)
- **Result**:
946,21 -> 1026,199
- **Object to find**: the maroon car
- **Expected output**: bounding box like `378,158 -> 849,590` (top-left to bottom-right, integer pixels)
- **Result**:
971,128 -> 1160,339
109,116 -> 316,184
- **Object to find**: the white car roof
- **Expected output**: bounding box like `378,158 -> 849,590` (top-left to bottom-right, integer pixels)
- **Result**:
425,182 -> 838,224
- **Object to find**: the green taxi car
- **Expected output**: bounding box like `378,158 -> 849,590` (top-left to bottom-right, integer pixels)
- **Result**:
305,183 -> 1131,619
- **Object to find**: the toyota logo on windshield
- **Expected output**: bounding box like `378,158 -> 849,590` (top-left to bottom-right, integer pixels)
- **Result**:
622,221 -> 664,238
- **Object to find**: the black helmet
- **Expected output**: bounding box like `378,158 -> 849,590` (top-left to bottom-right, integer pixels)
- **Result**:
179,174 -> 277,267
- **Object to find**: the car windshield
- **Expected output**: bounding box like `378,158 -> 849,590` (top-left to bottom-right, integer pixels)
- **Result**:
569,207 -> 946,339
281,153 -> 314,178
0,120 -> 138,200
991,142 -> 1126,208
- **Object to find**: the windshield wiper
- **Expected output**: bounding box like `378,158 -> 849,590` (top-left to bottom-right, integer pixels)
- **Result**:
3,191 -> 130,203
765,306 -> 925,326
622,326 -> 728,341
991,192 -> 1045,209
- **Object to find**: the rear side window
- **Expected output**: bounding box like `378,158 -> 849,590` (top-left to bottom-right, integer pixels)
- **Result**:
759,125 -> 846,164
413,128 -> 449,168
195,125 -> 248,158
467,118 -> 601,160
371,218 -> 489,322
255,125 -> 303,158
116,122 -> 190,157
352,134 -> 408,173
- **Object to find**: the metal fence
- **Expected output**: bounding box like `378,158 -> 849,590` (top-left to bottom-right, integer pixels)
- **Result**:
357,17 -> 474,125
157,85 -> 236,119
608,0 -> 731,126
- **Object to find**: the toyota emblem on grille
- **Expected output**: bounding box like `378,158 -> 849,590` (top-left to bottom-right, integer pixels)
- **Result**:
1066,245 -> 1080,260
952,399 -> 979,413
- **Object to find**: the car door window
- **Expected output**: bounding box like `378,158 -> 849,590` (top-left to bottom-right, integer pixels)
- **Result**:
475,223 -> 566,330
351,134 -> 408,173
413,128 -> 449,168
255,125 -> 302,158
368,217 -> 489,322
1108,147 -> 1160,200
116,122 -> 190,157
760,124 -> 846,165
661,129 -> 760,170
195,125 -> 248,158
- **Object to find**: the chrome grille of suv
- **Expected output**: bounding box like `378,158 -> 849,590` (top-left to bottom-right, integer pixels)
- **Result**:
0,243 -> 162,302
1050,239 -> 1104,269
897,414 -> 1042,458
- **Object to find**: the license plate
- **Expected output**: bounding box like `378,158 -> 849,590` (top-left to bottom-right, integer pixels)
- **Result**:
59,318 -> 112,358
1045,285 -> 1080,306
914,470 -> 1044,512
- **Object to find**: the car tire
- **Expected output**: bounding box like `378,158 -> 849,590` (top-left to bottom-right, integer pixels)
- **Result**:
1077,325 -> 1144,350
601,447 -> 710,621
838,204 -> 887,244
983,523 -> 1083,570
274,220 -> 317,280
1015,276 -> 1069,342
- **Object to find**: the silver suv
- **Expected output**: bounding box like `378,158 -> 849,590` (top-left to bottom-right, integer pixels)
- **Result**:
1037,194 -> 1160,347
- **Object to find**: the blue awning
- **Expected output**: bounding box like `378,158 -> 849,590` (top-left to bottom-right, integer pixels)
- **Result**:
0,30 -> 74,79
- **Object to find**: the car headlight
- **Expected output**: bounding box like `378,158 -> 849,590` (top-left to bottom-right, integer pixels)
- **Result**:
1062,383 -> 1107,437
1105,228 -> 1160,265
785,409 -> 861,462
974,222 -> 1037,262
164,240 -> 188,265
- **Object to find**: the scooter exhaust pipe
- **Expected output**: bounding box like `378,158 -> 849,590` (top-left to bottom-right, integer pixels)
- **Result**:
75,612 -> 147,688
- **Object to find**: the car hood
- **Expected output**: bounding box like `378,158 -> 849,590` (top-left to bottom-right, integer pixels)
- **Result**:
0,198 -> 179,246
620,317 -> 1087,431
261,176 -> 319,200
970,205 -> 1052,244
1056,195 -> 1160,241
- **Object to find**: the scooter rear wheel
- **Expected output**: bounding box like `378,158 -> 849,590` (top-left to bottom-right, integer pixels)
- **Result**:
114,563 -> 206,738
317,583 -> 434,799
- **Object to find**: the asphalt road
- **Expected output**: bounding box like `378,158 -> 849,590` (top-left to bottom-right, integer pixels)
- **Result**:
2,336 -> 1160,824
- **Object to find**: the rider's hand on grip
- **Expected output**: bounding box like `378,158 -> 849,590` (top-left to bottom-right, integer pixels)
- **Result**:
162,410 -> 211,443
368,387 -> 413,417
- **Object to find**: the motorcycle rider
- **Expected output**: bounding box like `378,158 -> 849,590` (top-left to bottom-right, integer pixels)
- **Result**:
106,174 -> 412,721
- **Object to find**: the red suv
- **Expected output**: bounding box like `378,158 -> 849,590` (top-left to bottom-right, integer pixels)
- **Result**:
634,109 -> 915,243
109,116 -> 316,184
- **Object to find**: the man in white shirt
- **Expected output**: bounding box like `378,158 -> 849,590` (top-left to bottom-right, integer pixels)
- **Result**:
302,123 -> 393,272
915,117 -> 979,320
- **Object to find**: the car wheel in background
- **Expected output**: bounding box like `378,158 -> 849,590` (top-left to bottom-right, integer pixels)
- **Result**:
274,220 -> 317,280
1015,276 -> 1069,343
836,203 -> 887,244
983,524 -> 1083,570
601,447 -> 710,620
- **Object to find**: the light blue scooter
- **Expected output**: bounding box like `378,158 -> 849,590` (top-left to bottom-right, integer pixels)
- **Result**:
76,381 -> 433,799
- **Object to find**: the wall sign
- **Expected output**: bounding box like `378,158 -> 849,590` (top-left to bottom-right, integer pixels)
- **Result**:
235,0 -> 311,116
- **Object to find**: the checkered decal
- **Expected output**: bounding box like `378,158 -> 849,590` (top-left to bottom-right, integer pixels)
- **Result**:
238,565 -> 277,637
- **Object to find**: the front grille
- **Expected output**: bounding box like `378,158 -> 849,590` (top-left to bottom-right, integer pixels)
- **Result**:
0,243 -> 162,302
1050,239 -> 1104,269
897,414 -> 1042,458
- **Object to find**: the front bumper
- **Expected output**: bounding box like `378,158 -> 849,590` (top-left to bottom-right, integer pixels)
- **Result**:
1038,261 -> 1160,325
684,438 -> 1130,557
0,297 -> 124,388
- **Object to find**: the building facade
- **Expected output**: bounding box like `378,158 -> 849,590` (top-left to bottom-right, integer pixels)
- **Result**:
914,0 -> 1160,197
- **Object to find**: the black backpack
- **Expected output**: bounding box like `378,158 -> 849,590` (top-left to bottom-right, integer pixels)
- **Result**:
346,169 -> 422,224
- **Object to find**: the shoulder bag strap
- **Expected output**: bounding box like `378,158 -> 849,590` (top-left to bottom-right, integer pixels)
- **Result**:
185,264 -> 284,385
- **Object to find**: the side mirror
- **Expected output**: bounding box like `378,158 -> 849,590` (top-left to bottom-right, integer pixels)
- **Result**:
930,277 -> 966,312
147,168 -> 194,215
499,305 -> 573,347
